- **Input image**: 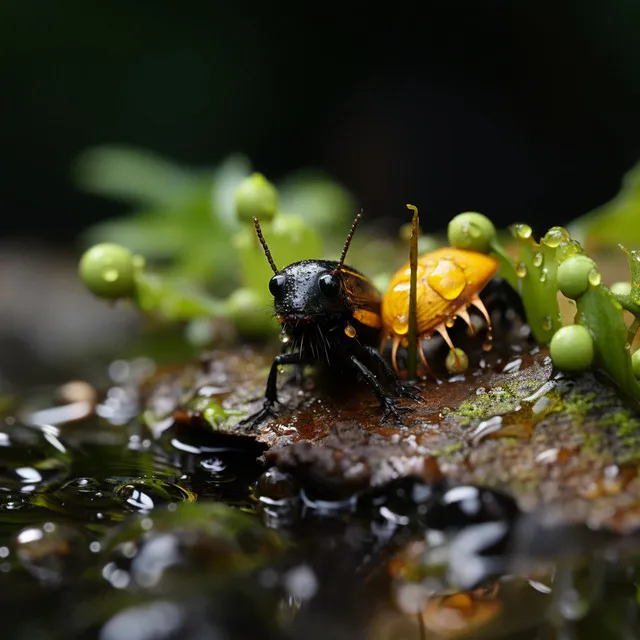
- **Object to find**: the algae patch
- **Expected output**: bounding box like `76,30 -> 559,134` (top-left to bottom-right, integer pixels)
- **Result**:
446,376 -> 544,427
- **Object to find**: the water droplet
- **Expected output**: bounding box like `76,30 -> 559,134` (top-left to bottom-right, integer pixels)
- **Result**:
588,267 -> 601,286
427,260 -> 466,300
445,318 -> 455,328
513,224 -> 532,240
102,268 -> 119,282
541,316 -> 553,332
344,324 -> 357,338
392,315 -> 408,335
542,226 -> 570,248
539,269 -> 547,283
532,252 -> 543,267
515,263 -> 527,278
279,331 -> 290,343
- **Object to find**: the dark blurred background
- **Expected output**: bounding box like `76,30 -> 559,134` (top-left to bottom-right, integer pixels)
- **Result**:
1,0 -> 640,387
0,0 -> 640,242
2,1 -> 640,242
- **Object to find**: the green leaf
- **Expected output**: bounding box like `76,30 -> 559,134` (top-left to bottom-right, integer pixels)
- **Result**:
81,213 -> 191,256
569,162 -> 640,248
576,285 -> 640,407
134,273 -> 227,320
73,145 -> 202,209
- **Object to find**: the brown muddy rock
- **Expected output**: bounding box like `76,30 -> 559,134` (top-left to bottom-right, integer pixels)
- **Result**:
143,343 -> 640,533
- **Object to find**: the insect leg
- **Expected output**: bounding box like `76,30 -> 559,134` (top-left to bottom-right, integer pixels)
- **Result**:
242,351 -> 304,429
265,351 -> 304,402
358,345 -> 422,401
349,354 -> 410,424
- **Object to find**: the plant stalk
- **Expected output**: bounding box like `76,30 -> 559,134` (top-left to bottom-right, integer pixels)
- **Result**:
406,204 -> 419,380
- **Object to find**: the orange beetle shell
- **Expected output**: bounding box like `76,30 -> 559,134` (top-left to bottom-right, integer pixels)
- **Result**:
380,247 -> 499,373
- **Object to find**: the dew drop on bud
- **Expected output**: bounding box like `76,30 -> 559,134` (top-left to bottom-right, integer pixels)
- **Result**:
514,224 -> 533,240
588,267 -> 601,286
542,227 -> 569,248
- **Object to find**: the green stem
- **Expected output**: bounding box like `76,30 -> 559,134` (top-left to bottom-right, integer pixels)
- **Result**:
133,272 -> 228,320
489,237 -> 518,290
406,204 -> 419,380
629,317 -> 640,345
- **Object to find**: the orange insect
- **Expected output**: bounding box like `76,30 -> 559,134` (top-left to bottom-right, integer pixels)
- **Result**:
381,247 -> 499,374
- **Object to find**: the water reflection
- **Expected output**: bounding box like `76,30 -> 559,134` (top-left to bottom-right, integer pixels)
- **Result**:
1,382 -> 640,639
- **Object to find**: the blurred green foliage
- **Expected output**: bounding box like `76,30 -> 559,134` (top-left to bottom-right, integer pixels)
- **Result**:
75,146 -> 357,291
570,161 -> 640,249
76,146 -> 362,339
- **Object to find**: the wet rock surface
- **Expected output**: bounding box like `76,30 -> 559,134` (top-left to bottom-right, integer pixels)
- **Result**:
144,340 -> 640,534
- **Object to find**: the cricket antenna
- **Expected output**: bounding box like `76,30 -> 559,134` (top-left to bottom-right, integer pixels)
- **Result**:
334,209 -> 363,273
253,217 -> 278,274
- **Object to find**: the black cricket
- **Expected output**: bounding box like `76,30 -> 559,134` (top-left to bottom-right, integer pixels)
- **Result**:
243,213 -> 418,428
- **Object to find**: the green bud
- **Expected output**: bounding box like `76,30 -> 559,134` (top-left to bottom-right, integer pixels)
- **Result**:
557,255 -> 598,299
549,325 -> 594,372
632,350 -> 640,379
447,212 -> 496,254
611,281 -> 632,300
79,243 -> 137,299
445,347 -> 469,374
235,173 -> 278,223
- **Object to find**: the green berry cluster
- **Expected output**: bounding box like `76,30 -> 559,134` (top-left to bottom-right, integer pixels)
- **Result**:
448,212 -> 640,405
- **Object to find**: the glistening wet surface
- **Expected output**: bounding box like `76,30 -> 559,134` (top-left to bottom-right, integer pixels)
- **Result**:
2,337 -> 640,639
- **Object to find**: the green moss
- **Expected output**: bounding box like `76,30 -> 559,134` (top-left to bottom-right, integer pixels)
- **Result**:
450,377 -> 542,426
599,408 -> 640,438
443,442 -> 464,454
563,392 -> 596,417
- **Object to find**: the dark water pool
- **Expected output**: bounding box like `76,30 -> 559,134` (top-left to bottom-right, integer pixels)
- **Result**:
1,361 -> 640,640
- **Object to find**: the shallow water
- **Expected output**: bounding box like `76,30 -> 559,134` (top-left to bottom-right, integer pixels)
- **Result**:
1,358 -> 640,640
